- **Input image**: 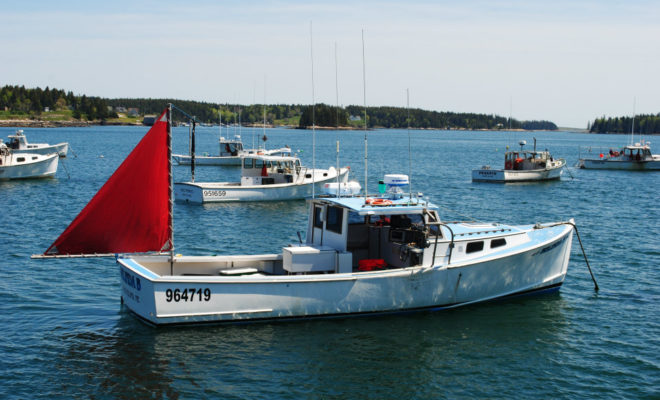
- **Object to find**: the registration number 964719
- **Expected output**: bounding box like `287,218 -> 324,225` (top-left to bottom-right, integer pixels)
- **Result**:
165,288 -> 211,302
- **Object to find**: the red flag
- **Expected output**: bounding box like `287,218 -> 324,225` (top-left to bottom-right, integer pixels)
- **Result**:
45,109 -> 171,255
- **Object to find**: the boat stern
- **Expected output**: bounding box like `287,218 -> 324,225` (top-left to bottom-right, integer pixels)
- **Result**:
117,257 -> 159,324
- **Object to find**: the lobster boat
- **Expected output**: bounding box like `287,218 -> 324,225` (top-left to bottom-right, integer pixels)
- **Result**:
7,129 -> 69,157
0,141 -> 59,180
578,142 -> 660,170
35,106 -> 588,326
473,139 -> 565,183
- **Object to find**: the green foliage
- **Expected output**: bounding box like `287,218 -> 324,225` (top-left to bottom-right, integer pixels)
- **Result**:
0,85 -> 116,120
105,99 -> 305,125
342,105 -> 555,130
589,114 -> 660,134
1,85 -> 560,130
521,120 -> 558,130
299,104 -> 348,127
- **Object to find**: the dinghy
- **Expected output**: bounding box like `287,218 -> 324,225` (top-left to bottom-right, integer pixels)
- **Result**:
36,106 -> 589,326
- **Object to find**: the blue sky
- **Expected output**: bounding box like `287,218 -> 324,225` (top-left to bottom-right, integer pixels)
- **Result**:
2,0 -> 659,127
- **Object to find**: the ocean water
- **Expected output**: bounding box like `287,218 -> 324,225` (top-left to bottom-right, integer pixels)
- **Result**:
0,125 -> 658,399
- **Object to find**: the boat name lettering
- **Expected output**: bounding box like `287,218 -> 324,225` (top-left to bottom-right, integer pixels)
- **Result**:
478,171 -> 497,176
121,269 -> 141,291
165,288 -> 211,302
533,235 -> 567,257
203,190 -> 227,197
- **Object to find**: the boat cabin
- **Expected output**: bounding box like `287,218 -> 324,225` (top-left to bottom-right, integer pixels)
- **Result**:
280,196 -> 442,274
219,135 -> 244,157
614,144 -> 653,161
6,130 -> 32,150
504,150 -> 554,171
240,154 -> 304,185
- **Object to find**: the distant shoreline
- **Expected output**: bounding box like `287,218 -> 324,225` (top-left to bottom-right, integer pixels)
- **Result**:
3,119 -> 655,134
0,119 -> 142,128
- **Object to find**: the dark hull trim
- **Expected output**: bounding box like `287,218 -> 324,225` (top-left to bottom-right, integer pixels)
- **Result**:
124,282 -> 564,327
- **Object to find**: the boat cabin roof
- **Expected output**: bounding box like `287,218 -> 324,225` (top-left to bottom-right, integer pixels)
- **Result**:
505,150 -> 551,158
623,143 -> 651,151
219,135 -> 242,144
311,196 -> 438,216
243,154 -> 300,163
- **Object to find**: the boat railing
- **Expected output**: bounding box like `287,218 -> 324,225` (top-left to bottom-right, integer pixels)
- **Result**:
428,221 -> 454,265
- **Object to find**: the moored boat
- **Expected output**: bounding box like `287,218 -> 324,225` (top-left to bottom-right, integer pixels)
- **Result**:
0,141 -> 59,180
173,134 -> 291,166
472,139 -> 565,183
174,153 -> 351,203
7,129 -> 69,157
578,142 -> 660,170
37,107 -> 585,326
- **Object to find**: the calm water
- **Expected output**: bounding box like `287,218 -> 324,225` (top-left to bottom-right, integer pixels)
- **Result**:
0,125 -> 658,399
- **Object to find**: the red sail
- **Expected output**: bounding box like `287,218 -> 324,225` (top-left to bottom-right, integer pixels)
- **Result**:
45,109 -> 172,255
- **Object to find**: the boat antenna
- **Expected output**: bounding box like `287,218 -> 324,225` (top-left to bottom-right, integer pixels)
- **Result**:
310,21 -> 316,199
362,29 -> 368,199
407,88 -> 413,203
630,97 -> 636,146
252,80 -> 257,150
335,41 -> 340,198
190,116 -> 196,183
167,104 -> 175,274
263,74 -> 267,150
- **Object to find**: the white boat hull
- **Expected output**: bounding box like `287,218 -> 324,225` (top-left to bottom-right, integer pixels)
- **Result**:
174,168 -> 350,203
0,152 -> 59,180
118,223 -> 573,325
13,143 -> 68,157
578,158 -> 660,170
472,162 -> 565,183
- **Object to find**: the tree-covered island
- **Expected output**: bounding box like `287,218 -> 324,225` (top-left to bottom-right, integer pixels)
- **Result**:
1,84 -> 562,130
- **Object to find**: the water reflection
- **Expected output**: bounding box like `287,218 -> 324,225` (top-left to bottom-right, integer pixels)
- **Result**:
75,293 -> 569,398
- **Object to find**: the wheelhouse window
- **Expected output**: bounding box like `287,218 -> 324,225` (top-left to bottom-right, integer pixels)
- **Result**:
466,241 -> 484,254
491,238 -> 507,248
243,158 -> 254,168
348,211 -> 364,225
326,206 -> 344,234
314,206 -> 323,229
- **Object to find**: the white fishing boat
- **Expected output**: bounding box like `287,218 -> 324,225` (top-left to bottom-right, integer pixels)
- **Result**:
174,153 -> 352,203
579,103 -> 660,170
36,107 -> 597,326
173,134 -> 291,166
7,129 -> 69,157
0,141 -> 59,180
578,142 -> 660,170
472,139 -> 565,183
